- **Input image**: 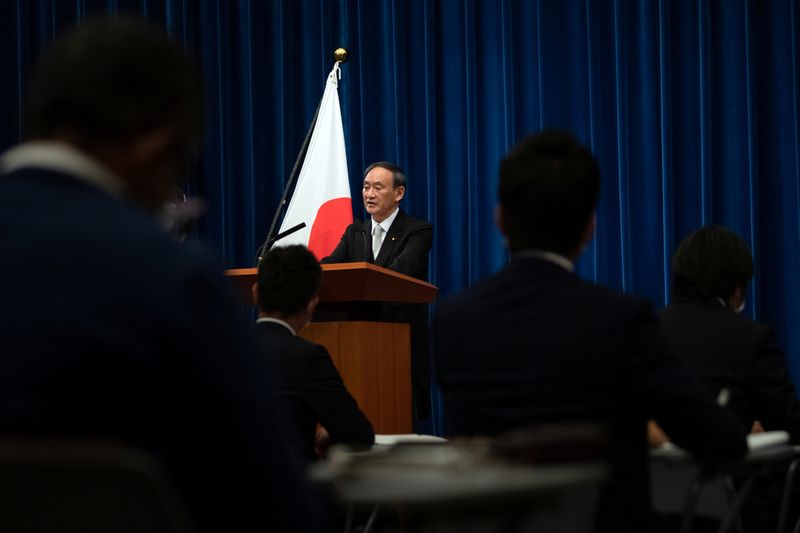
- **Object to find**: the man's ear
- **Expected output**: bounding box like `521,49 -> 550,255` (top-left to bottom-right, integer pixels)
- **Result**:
251,283 -> 259,308
728,286 -> 744,311
306,295 -> 321,319
495,205 -> 506,236
97,126 -> 182,212
567,213 -> 597,261
394,185 -> 406,203
579,213 -> 596,249
130,126 -> 178,163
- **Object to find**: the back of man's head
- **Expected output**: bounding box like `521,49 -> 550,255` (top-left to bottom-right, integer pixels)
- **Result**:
25,16 -> 202,151
671,225 -> 754,301
499,130 -> 599,255
257,246 -> 322,316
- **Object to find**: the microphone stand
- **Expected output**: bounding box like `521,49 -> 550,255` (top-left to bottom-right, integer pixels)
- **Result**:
255,222 -> 307,264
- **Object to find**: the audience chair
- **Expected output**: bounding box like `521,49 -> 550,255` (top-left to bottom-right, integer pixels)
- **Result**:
0,439 -> 192,533
778,446 -> 800,533
650,440 -> 796,533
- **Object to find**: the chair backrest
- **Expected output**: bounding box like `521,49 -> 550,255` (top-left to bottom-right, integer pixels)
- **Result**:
0,439 -> 193,533
650,456 -> 737,514
651,442 -> 800,533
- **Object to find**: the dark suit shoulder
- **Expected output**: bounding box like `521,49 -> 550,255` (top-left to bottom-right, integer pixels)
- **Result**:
438,259 -> 650,325
283,329 -> 325,354
255,322 -> 320,353
660,299 -> 770,328
658,300 -> 772,354
319,220 -> 369,264
344,220 -> 368,235
331,221 -> 366,244
575,280 -> 653,323
392,210 -> 432,231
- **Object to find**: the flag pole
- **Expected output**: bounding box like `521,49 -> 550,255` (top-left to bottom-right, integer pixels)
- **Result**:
255,48 -> 350,265
255,100 -> 321,265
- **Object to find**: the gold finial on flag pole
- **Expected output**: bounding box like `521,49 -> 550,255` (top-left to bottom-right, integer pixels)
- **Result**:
333,48 -> 349,63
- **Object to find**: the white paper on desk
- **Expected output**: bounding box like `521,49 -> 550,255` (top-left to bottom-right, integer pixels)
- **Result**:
747,431 -> 789,450
374,434 -> 448,445
652,442 -> 684,458
654,430 -> 789,456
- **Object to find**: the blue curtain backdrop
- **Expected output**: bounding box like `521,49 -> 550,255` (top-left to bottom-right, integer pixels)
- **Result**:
2,0 -> 800,434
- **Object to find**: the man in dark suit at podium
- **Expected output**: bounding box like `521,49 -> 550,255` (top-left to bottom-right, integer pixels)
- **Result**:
0,17 -> 313,533
322,162 -> 433,420
432,131 -> 748,533
253,245 -> 374,464
322,162 -> 432,280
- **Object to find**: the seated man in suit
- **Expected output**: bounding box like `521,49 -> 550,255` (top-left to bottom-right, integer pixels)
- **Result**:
254,245 -> 375,463
659,225 -> 800,532
0,17 -> 314,533
322,162 -> 433,420
432,131 -> 748,533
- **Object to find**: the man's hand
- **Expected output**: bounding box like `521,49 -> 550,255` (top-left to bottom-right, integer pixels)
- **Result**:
648,420 -> 670,447
315,425 -> 330,459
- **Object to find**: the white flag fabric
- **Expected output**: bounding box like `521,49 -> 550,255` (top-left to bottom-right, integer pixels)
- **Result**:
277,63 -> 352,259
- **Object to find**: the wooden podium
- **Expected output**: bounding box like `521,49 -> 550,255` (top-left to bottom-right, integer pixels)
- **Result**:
225,263 -> 438,433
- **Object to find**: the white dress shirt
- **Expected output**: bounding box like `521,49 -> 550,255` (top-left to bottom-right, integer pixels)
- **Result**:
514,250 -> 575,272
0,141 -> 128,199
256,317 -> 296,336
370,207 -> 400,255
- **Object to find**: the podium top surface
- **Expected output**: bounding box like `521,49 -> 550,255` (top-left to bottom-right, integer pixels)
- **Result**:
226,262 -> 438,304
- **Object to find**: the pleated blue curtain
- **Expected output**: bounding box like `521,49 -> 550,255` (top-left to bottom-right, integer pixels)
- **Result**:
2,1 -> 800,434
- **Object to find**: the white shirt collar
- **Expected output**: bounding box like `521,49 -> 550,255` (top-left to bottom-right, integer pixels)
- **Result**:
513,250 -> 575,272
372,207 -> 400,234
0,141 -> 128,199
256,317 -> 296,336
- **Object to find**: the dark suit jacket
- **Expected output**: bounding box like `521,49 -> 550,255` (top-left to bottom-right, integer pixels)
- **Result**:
659,295 -> 800,441
0,166 -> 315,533
321,208 -> 432,280
321,209 -> 433,418
254,321 -> 374,462
659,295 -> 800,532
433,257 -> 748,533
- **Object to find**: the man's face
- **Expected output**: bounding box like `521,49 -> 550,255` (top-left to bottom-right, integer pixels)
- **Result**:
362,167 -> 404,222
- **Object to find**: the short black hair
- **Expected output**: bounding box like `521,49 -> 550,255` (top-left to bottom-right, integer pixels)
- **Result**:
499,130 -> 600,255
25,16 -> 202,152
671,225 -> 754,301
257,245 -> 322,316
364,161 -> 406,189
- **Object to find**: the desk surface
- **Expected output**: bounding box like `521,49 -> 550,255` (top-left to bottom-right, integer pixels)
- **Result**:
311,442 -> 607,506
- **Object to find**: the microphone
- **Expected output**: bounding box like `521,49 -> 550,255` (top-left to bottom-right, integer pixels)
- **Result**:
361,229 -> 370,261
256,222 -> 307,264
